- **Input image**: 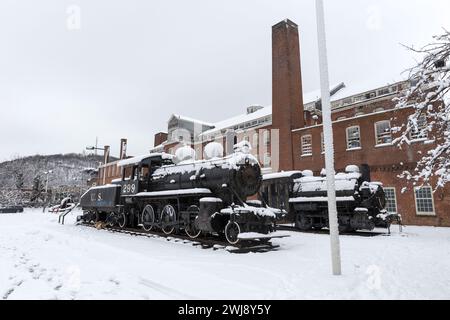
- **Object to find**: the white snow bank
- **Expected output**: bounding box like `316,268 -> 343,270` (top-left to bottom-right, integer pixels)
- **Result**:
1,209 -> 449,300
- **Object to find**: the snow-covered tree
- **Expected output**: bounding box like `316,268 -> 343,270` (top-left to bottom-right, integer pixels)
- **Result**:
393,30 -> 450,190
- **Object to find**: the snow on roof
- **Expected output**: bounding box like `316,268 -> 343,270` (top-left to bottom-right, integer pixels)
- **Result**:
329,79 -> 406,103
303,83 -> 345,105
117,153 -> 174,167
170,114 -> 214,127
199,106 -> 272,137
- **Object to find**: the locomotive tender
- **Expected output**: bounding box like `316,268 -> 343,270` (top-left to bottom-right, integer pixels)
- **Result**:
260,165 -> 400,232
79,143 -> 281,245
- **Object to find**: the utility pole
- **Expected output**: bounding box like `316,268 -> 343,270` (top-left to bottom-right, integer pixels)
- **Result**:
315,0 -> 342,275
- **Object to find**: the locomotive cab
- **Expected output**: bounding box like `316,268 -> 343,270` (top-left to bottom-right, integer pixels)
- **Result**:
117,154 -> 174,196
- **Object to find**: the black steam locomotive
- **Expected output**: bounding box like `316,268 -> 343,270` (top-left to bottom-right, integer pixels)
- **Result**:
260,165 -> 401,232
79,145 -> 282,245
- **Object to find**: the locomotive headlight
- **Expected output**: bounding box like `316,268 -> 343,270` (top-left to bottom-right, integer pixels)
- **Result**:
245,158 -> 250,165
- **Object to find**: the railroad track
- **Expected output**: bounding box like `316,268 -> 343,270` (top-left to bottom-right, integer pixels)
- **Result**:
276,224 -> 388,237
78,222 -> 281,254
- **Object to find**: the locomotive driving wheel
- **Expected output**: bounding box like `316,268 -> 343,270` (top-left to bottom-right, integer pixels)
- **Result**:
160,204 -> 177,235
225,221 -> 241,245
184,205 -> 201,239
141,205 -> 156,231
117,212 -> 127,229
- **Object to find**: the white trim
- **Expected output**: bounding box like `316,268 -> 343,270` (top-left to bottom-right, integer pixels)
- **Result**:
374,120 -> 393,146
413,186 -> 436,216
134,188 -> 212,198
346,125 -> 361,150
383,187 -> 398,214
301,134 -> 313,157
291,105 -> 415,133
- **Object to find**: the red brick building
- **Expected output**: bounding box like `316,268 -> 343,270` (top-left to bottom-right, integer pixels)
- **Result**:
101,19 -> 449,227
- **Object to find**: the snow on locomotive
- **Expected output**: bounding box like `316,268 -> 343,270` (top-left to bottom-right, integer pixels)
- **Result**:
260,165 -> 401,232
79,142 -> 283,245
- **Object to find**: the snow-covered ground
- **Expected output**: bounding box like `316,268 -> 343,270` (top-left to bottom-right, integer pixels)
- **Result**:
1,209 -> 449,300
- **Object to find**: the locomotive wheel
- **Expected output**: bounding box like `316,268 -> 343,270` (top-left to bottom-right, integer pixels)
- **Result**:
161,204 -> 176,235
117,212 -> 127,229
225,221 -> 241,245
295,215 -> 313,231
106,213 -> 116,227
141,205 -> 156,231
185,205 -> 201,239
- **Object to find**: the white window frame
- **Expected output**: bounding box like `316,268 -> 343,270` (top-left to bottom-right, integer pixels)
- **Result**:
346,126 -> 361,151
409,115 -> 428,141
263,152 -> 271,168
263,130 -> 270,146
301,135 -> 313,157
414,186 -> 436,216
252,133 -> 259,150
383,187 -> 397,214
374,120 -> 393,146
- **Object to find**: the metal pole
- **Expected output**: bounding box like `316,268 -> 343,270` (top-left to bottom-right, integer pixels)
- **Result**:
315,0 -> 342,275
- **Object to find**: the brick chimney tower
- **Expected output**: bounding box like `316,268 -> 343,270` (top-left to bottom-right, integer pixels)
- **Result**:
272,19 -> 304,171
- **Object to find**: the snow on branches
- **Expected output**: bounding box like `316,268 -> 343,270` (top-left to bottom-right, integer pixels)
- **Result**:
393,30 -> 450,190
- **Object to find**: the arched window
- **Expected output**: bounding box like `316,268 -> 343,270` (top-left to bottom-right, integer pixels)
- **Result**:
263,130 -> 270,146
253,133 -> 259,150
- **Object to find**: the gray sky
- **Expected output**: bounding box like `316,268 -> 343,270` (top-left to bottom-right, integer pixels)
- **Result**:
0,0 -> 449,161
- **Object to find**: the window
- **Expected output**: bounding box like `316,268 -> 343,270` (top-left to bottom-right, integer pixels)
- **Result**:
374,107 -> 385,113
383,187 -> 397,213
301,135 -> 313,156
263,152 -> 271,168
263,130 -> 270,146
354,95 -> 365,103
378,88 -> 390,96
410,115 -> 428,140
343,98 -> 353,106
375,121 -> 393,145
346,126 -> 361,150
414,186 -> 435,215
253,133 -> 259,150
321,132 -> 325,153
355,112 -> 365,117
337,116 -> 347,121
365,91 -> 376,99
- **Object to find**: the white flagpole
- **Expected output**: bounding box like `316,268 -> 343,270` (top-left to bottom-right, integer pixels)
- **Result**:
315,0 -> 342,275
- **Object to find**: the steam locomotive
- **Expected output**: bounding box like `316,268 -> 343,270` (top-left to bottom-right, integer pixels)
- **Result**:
260,165 -> 401,232
79,143 -> 282,245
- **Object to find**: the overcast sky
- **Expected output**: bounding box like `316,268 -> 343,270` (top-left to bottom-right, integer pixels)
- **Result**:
0,0 -> 449,161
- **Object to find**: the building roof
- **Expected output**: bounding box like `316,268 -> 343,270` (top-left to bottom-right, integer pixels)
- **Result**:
169,114 -> 214,127
161,80 -> 407,143
199,106 -> 272,137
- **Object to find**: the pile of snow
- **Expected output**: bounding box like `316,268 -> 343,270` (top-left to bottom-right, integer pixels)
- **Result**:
220,204 -> 278,218
152,152 -> 260,181
233,141 -> 252,154
204,142 -> 224,160
118,153 -> 174,167
345,165 -> 360,173
174,146 -> 196,164
1,209 -> 449,299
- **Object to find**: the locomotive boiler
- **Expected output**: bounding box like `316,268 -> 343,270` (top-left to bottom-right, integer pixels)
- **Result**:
260,165 -> 401,233
79,143 -> 282,244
